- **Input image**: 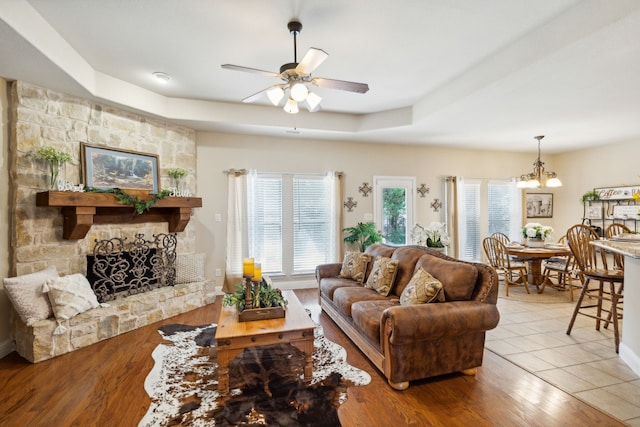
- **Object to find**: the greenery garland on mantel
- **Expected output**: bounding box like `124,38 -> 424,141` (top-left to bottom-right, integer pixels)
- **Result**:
85,187 -> 173,215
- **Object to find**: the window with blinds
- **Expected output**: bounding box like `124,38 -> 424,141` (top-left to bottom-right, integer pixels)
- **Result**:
488,180 -> 513,236
463,181 -> 481,261
459,178 -> 521,262
248,173 -> 333,277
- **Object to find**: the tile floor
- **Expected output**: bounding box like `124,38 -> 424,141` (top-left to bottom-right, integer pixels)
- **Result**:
486,293 -> 640,425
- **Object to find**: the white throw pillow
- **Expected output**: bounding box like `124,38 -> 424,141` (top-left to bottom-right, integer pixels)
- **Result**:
3,266 -> 58,326
175,253 -> 206,284
44,274 -> 100,320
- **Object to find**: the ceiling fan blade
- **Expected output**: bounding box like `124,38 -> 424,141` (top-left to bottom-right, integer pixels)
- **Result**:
221,64 -> 280,78
311,77 -> 369,94
295,48 -> 328,75
241,87 -> 271,103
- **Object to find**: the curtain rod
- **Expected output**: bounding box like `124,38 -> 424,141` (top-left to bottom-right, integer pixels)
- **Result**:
224,169 -> 343,177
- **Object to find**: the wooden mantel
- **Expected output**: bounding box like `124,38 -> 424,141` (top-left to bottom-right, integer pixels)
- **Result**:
36,191 -> 203,240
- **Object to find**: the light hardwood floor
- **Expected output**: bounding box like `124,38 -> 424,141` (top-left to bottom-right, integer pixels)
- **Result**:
0,289 -> 626,427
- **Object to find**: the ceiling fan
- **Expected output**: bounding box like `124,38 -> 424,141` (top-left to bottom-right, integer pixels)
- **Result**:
221,20 -> 369,114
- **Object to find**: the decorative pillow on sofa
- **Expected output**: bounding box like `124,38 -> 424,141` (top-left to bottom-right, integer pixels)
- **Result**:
175,253 -> 206,284
338,252 -> 372,283
365,256 -> 399,296
44,274 -> 100,321
400,268 -> 445,305
3,265 -> 58,326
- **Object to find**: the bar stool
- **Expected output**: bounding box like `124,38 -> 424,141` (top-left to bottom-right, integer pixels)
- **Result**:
566,224 -> 624,353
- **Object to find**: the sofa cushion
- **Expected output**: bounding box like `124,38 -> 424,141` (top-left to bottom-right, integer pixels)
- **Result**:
364,244 -> 397,282
44,274 -> 100,320
338,252 -> 372,283
415,254 -> 478,301
3,266 -> 58,326
351,299 -> 400,350
333,287 -> 389,318
400,268 -> 445,305
390,246 -> 430,297
320,277 -> 361,300
365,256 -> 399,296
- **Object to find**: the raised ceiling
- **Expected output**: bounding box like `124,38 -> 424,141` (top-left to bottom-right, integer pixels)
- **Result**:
2,0 -> 640,153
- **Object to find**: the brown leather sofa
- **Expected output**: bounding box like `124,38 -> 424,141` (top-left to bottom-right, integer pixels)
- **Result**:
316,244 -> 500,390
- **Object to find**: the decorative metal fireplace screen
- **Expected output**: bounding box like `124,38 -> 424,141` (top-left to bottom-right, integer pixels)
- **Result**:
86,233 -> 177,303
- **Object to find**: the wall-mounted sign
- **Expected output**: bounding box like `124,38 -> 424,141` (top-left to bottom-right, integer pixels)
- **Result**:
594,185 -> 640,200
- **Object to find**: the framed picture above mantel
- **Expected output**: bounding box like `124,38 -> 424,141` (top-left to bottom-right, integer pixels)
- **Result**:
81,143 -> 160,194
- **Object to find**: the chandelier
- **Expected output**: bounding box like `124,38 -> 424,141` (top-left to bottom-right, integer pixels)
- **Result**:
516,135 -> 562,188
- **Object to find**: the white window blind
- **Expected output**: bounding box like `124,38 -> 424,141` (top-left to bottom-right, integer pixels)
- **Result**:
248,175 -> 283,274
488,180 -> 512,236
463,181 -> 481,261
293,176 -> 331,273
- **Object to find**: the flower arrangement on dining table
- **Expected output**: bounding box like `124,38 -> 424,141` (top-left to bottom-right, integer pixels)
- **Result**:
522,222 -> 554,241
411,222 -> 451,248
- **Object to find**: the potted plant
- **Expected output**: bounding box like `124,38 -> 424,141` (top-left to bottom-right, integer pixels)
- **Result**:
522,222 -> 554,247
223,277 -> 288,321
581,190 -> 600,205
34,146 -> 73,189
167,167 -> 188,190
343,222 -> 383,252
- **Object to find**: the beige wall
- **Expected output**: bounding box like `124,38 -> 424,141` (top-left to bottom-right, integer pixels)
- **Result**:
194,132 -> 551,282
552,139 -> 640,237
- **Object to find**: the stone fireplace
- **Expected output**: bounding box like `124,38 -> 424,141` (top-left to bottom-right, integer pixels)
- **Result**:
7,81 -> 213,362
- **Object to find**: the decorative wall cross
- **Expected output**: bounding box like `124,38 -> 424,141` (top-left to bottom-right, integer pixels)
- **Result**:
359,182 -> 372,197
344,197 -> 358,212
417,184 -> 430,198
431,198 -> 442,212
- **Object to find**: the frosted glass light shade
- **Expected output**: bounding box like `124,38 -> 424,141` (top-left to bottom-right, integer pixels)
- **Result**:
290,82 -> 309,101
305,92 -> 322,111
266,86 -> 285,106
284,98 -> 299,114
545,177 -> 562,187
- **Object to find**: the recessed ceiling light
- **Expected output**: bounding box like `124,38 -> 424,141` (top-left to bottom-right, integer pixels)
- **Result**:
152,72 -> 171,84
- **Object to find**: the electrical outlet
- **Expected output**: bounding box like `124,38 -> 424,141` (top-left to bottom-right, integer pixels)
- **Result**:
215,213 -> 221,222
215,268 -> 221,277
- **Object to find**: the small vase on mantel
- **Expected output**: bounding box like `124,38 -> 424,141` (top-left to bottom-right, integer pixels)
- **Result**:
526,238 -> 545,248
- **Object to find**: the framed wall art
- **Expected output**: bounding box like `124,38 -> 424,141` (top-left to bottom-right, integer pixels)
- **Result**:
525,193 -> 553,218
82,143 -> 159,193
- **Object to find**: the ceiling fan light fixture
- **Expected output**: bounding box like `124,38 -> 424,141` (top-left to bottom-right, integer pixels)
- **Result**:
306,92 -> 322,111
290,82 -> 309,102
266,86 -> 285,106
284,97 -> 299,114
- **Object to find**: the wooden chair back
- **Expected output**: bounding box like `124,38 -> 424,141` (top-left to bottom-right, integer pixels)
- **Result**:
490,232 -> 510,245
566,224 -> 606,274
605,223 -> 632,269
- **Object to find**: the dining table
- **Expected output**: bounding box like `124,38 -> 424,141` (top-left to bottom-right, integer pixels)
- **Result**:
505,244 -> 572,292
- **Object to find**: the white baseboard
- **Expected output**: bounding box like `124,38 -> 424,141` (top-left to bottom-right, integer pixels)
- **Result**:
0,338 -> 15,359
620,343 -> 640,377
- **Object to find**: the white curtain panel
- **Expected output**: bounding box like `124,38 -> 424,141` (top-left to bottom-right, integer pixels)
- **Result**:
326,171 -> 344,262
224,169 -> 250,293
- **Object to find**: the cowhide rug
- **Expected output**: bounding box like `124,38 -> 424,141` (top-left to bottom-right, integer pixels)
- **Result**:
138,323 -> 371,427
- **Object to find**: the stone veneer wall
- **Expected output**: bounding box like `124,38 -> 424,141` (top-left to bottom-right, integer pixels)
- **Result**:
9,81 -> 198,275
5,81 -> 211,362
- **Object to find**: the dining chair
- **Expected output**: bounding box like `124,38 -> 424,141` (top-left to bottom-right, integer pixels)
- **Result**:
483,236 -> 529,296
605,223 -> 632,270
566,224 -> 624,353
491,231 -> 529,266
540,235 -> 580,301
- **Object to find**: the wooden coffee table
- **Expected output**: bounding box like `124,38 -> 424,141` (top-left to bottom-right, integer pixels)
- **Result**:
214,290 -> 315,395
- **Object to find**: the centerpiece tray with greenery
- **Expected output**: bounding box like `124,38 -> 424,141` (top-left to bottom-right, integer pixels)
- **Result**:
223,277 -> 288,322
